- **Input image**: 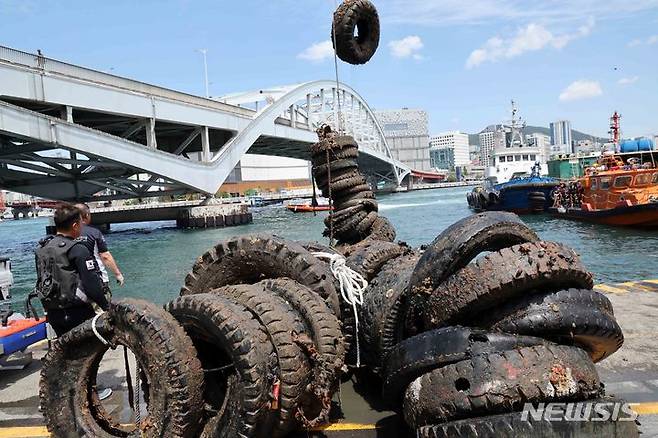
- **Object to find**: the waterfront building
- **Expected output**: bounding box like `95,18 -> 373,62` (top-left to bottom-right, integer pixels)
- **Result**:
550,120 -> 573,154
430,131 -> 470,169
430,147 -> 454,170
375,109 -> 431,171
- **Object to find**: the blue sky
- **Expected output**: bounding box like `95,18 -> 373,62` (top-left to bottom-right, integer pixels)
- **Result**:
1,0 -> 657,138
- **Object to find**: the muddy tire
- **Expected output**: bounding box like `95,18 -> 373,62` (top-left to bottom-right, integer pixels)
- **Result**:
40,299 -> 205,438
181,234 -> 340,317
210,284 -> 312,435
165,294 -> 274,438
330,175 -> 368,193
346,240 -> 408,280
333,191 -> 376,210
382,327 -> 546,408
417,398 -> 639,438
313,159 -> 357,179
403,344 -> 602,428
261,279 -> 346,380
299,241 -> 340,257
261,279 -> 345,426
487,289 -> 623,362
331,0 -> 380,65
359,252 -> 421,374
333,197 -> 378,212
413,241 -> 594,332
409,212 -> 539,296
366,216 -> 396,242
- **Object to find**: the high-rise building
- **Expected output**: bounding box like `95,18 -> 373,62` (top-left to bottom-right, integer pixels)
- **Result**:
430,147 -> 454,170
479,132 -> 494,168
430,131 -> 470,169
375,109 -> 431,171
550,120 -> 573,154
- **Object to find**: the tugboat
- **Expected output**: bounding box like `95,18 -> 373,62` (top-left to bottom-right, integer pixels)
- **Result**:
549,153 -> 658,227
0,257 -> 47,370
468,163 -> 558,213
467,101 -> 558,213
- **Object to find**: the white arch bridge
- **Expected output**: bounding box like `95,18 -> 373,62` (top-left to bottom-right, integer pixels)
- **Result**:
0,45 -> 411,201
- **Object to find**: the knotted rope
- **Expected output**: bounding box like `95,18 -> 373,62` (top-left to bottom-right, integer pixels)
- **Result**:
312,252 -> 368,367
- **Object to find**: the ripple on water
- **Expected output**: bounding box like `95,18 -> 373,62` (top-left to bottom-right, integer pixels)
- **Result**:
1,187 -> 657,307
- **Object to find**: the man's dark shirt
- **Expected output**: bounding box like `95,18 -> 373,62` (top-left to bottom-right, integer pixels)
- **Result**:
65,237 -> 109,311
81,225 -> 109,283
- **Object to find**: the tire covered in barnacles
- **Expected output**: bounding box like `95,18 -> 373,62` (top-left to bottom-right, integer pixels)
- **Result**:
40,299 -> 205,438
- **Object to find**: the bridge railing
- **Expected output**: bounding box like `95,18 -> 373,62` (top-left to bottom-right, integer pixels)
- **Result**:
0,45 -> 252,118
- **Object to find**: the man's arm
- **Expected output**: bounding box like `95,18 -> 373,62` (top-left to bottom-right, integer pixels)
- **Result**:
100,252 -> 124,286
69,245 -> 110,311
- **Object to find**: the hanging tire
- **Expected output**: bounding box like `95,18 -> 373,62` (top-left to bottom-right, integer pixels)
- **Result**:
359,251 -> 421,373
313,159 -> 358,180
487,289 -> 623,363
413,241 -> 594,333
40,299 -> 205,438
381,327 -> 546,408
417,398 -> 639,438
165,294 -> 274,438
408,212 -> 539,297
210,284 -> 312,435
331,0 -> 380,65
402,344 -> 602,428
181,234 -> 340,317
345,240 -> 408,280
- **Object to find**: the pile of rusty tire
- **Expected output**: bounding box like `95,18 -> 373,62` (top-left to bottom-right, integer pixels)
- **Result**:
311,125 -> 396,246
179,234 -> 346,435
352,211 -> 637,437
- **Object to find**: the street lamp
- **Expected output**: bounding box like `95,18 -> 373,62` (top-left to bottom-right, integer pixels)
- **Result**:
197,49 -> 210,98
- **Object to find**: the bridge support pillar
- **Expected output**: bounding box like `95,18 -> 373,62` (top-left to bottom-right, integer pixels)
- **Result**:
176,203 -> 252,229
146,118 -> 157,149
201,126 -> 210,162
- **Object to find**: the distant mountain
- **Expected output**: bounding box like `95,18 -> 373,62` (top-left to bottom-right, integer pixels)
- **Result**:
469,125 -> 607,146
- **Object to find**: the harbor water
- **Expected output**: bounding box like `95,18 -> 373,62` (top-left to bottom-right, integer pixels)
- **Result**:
1,186 -> 657,308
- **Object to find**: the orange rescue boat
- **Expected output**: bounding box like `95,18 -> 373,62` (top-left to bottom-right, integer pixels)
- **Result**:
549,154 -> 658,227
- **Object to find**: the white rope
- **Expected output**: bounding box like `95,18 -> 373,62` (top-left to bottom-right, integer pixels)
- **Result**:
312,252 -> 368,367
91,312 -> 110,346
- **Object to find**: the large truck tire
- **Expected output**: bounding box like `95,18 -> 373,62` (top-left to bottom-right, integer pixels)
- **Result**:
165,294 -> 274,438
403,345 -> 602,428
382,327 -> 546,408
181,234 -> 340,317
262,279 -> 345,379
359,252 -> 420,374
417,398 -> 639,438
345,240 -> 408,281
488,290 -> 623,363
211,284 -> 312,435
40,299 -> 205,438
409,212 -> 539,296
331,0 -> 380,65
413,241 -> 594,333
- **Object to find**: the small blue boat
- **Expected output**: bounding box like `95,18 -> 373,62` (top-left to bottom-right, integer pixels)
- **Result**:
467,164 -> 559,214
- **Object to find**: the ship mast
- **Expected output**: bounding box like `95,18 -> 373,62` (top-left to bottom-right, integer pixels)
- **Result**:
609,111 -> 621,146
509,100 -> 526,148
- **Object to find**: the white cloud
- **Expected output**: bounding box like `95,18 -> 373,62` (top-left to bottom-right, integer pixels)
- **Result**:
618,76 -> 639,85
466,19 -> 594,68
389,36 -> 424,59
559,80 -> 603,102
297,41 -> 334,63
628,35 -> 658,47
387,0 -> 658,26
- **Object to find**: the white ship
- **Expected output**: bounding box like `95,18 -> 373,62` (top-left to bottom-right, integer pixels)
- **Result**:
486,101 -> 548,184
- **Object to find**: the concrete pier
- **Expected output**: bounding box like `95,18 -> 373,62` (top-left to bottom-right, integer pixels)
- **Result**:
46,200 -> 252,234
